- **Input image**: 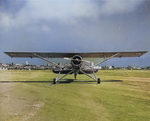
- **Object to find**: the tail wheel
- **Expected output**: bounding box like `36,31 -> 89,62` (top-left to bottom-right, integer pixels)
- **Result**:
97,78 -> 100,84
53,78 -> 56,84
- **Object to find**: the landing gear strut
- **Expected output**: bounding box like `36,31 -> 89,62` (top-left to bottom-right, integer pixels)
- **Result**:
53,70 -> 73,84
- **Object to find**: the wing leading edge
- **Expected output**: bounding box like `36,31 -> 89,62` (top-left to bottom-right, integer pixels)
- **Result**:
4,51 -> 147,58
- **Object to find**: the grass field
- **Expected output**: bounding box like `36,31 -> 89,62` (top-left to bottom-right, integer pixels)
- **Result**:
0,70 -> 150,121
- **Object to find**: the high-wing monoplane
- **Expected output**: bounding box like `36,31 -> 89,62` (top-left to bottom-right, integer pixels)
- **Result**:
4,51 -> 147,84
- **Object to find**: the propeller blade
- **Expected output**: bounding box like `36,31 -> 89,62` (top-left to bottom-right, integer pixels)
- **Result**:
64,57 -> 72,60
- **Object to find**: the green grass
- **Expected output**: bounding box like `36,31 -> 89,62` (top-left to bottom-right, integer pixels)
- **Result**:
0,70 -> 150,121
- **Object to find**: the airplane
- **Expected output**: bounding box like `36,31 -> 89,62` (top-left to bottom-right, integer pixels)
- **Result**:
4,51 -> 147,84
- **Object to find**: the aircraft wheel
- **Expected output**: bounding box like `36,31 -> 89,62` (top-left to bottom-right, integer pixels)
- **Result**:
53,78 -> 56,84
97,78 -> 100,84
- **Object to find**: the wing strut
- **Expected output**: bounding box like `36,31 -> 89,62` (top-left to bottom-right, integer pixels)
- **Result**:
80,69 -> 97,81
55,70 -> 73,82
34,53 -> 74,84
34,54 -> 61,68
79,53 -> 120,83
94,53 -> 120,66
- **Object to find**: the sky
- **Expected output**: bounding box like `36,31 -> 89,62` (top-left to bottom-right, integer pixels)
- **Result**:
0,0 -> 150,67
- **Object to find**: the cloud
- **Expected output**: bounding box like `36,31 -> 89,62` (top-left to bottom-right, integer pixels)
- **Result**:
0,0 -> 98,31
0,0 -> 144,32
0,0 -> 149,66
99,0 -> 143,15
0,0 -> 148,52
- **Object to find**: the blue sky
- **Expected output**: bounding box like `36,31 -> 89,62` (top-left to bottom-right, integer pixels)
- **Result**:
0,0 -> 150,67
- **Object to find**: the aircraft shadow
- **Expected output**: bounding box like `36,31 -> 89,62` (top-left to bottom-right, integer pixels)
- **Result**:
0,80 -> 123,84
58,79 -> 74,83
0,81 -> 52,83
102,80 -> 123,82
0,80 -> 94,84
58,79 -> 97,84
58,79 -> 123,84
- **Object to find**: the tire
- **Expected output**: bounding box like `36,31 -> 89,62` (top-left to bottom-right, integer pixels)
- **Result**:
53,78 -> 56,84
97,78 -> 100,84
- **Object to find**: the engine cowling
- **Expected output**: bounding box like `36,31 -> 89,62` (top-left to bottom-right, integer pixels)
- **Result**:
71,55 -> 83,67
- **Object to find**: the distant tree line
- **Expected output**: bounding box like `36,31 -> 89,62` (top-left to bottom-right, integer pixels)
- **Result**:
1,63 -> 150,70
101,66 -> 150,70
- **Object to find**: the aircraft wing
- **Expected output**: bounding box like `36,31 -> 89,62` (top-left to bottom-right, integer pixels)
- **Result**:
4,51 -> 147,58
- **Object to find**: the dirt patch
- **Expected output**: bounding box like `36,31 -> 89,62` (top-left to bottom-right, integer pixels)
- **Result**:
0,83 -> 45,121
0,71 -> 45,121
0,70 -> 13,81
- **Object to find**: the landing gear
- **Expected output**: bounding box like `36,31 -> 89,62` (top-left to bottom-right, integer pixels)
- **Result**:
97,78 -> 100,84
74,73 -> 77,80
53,78 -> 56,84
